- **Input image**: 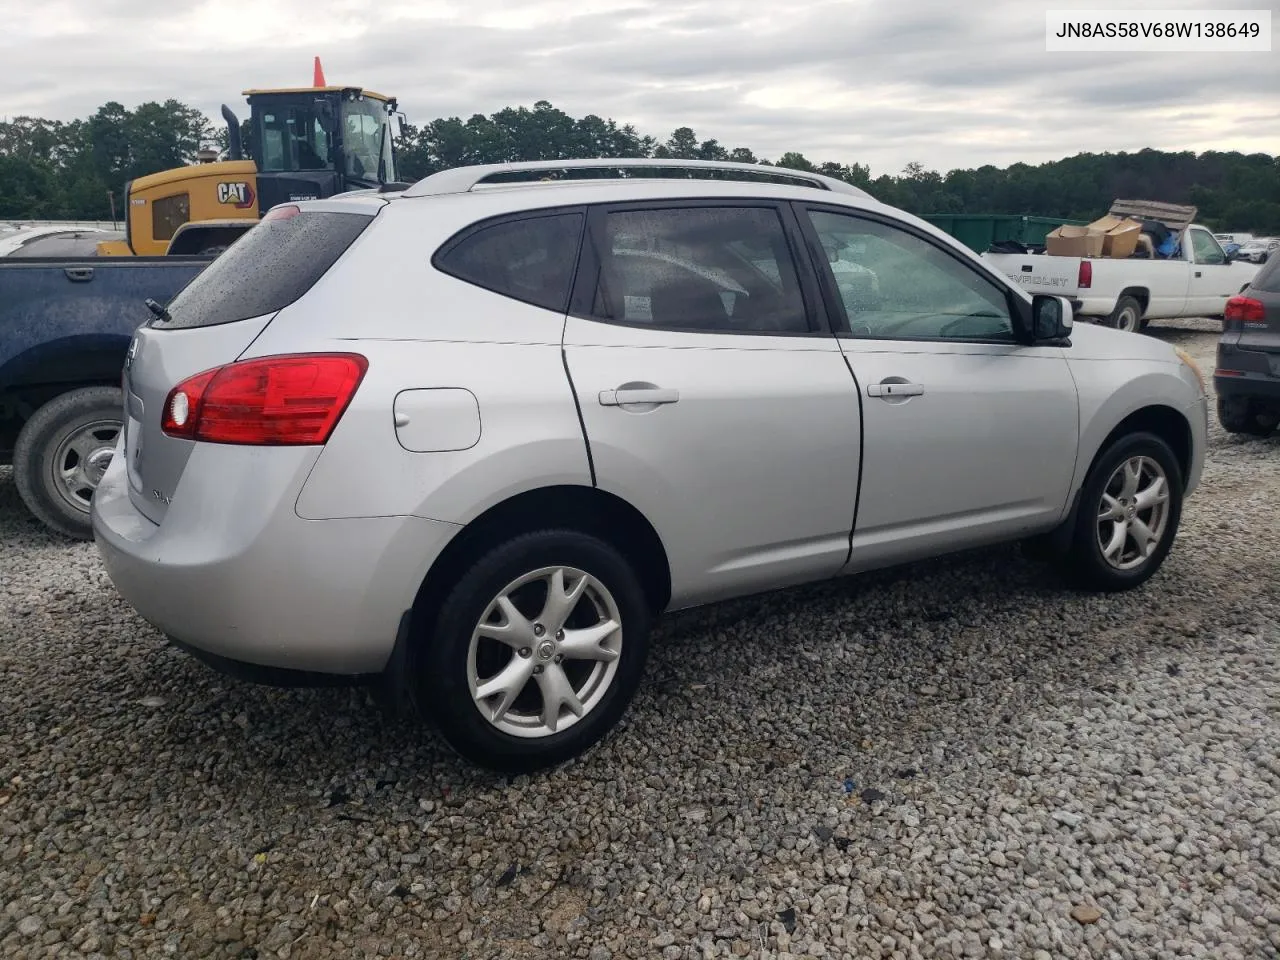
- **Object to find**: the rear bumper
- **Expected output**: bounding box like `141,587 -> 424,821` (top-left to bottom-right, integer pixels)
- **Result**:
1215,342 -> 1280,400
91,439 -> 461,676
1215,372 -> 1280,400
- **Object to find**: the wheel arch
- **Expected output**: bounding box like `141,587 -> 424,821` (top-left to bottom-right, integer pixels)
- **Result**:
1,335 -> 129,456
167,220 -> 253,255
1117,287 -> 1150,313
1046,401 -> 1194,556
408,484 -> 673,643
1092,403 -> 1193,492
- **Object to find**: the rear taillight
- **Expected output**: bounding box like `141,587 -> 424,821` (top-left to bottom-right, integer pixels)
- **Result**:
161,353 -> 368,445
1224,296 -> 1266,327
1077,260 -> 1092,289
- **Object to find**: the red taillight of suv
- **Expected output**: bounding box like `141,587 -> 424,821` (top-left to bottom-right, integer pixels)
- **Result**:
161,353 -> 368,445
1224,295 -> 1266,328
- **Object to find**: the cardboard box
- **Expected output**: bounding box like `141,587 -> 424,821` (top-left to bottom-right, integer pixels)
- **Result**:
1045,225 -> 1104,258
1088,215 -> 1144,258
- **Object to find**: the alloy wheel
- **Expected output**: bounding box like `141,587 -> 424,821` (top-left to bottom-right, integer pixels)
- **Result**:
1095,455 -> 1171,570
467,566 -> 623,738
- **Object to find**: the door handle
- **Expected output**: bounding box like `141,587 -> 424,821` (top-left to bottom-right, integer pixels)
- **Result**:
64,266 -> 94,282
867,382 -> 924,398
599,387 -> 680,406
1194,271 -> 1202,278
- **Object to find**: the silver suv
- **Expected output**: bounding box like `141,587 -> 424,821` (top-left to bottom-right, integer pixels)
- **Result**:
92,159 -> 1208,772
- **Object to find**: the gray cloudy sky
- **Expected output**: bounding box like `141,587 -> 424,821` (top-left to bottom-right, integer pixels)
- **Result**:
3,0 -> 1277,175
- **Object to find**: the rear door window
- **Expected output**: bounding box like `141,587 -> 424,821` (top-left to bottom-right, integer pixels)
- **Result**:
587,206 -> 812,334
433,212 -> 585,314
153,208 -> 374,329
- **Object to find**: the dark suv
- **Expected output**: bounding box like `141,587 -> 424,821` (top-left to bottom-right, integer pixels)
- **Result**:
1215,254 -> 1280,437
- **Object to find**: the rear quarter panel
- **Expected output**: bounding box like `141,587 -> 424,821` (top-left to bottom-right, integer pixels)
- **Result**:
238,197 -> 594,524
1086,258 -> 1192,319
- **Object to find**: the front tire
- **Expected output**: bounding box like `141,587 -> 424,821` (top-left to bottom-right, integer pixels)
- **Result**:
1059,431 -> 1183,591
416,530 -> 651,773
13,386 -> 123,540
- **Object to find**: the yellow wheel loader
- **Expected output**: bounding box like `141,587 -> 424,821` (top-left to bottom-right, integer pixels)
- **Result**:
97,58 -> 407,257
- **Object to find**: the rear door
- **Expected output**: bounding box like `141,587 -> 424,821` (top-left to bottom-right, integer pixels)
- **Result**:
562,201 -> 862,609
797,204 -> 1079,571
122,201 -> 379,523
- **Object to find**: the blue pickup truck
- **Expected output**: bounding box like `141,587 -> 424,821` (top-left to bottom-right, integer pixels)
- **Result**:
1,256 -> 213,538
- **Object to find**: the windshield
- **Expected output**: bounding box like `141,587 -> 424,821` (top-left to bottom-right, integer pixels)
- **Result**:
341,98 -> 396,184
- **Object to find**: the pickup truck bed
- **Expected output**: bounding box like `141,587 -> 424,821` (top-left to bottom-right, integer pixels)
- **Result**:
1,255 -> 212,537
983,223 -> 1259,332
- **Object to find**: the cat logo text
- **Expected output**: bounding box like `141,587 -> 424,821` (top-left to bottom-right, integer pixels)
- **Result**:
216,182 -> 256,209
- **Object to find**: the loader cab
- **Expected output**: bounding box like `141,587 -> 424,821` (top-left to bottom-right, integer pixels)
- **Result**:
244,86 -> 401,213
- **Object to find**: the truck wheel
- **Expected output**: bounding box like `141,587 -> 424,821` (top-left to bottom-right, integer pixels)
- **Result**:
1107,296 -> 1143,333
1218,396 -> 1277,437
13,386 -> 123,540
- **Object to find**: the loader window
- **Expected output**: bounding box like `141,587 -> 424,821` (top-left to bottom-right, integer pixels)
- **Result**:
257,106 -> 332,173
152,193 -> 190,242
341,98 -> 396,182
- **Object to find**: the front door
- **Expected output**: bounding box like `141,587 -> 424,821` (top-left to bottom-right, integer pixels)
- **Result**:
562,202 -> 862,609
798,205 -> 1080,572
1186,227 -> 1239,315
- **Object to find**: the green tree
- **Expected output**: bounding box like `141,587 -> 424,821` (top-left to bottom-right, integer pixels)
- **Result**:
2,97 -> 1278,234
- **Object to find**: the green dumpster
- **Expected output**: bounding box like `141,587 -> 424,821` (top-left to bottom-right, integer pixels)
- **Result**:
922,214 -> 1089,252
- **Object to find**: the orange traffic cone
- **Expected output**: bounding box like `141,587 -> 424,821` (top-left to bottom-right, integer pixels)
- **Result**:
313,56 -> 326,87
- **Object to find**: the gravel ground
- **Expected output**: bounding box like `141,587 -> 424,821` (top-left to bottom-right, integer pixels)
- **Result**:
1,319 -> 1277,960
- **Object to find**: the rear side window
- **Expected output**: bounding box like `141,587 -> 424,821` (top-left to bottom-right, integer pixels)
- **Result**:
154,209 -> 373,329
1251,255 -> 1280,294
434,212 -> 584,313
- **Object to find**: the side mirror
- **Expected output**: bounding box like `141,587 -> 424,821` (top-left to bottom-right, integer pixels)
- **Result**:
1031,295 -> 1073,341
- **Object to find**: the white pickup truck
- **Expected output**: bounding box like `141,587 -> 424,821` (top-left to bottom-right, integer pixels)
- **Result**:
982,223 -> 1260,332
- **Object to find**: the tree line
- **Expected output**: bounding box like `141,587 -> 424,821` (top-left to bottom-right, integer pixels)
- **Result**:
2,98 -> 1277,233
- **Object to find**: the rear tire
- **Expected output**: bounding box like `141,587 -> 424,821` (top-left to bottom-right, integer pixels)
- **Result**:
1057,431 -> 1183,592
1218,396 -> 1278,437
415,529 -> 651,773
1107,295 -> 1143,333
13,386 -> 123,540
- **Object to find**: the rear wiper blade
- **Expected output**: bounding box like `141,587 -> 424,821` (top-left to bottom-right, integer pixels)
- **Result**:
144,298 -> 171,322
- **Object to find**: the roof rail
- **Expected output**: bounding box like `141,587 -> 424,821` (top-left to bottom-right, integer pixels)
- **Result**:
399,158 -> 873,199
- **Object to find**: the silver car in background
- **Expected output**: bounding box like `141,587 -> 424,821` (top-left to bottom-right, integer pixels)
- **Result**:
92,159 -> 1208,772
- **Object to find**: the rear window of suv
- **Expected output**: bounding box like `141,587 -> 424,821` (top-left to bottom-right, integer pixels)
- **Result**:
1251,255 -> 1280,294
152,208 -> 374,329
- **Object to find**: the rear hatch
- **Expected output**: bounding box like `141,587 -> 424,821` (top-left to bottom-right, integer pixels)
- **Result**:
122,203 -> 378,524
1234,257 -> 1280,360
982,252 -> 1080,297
